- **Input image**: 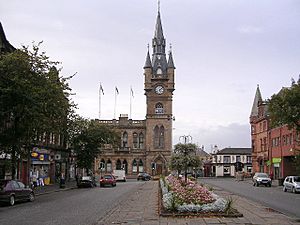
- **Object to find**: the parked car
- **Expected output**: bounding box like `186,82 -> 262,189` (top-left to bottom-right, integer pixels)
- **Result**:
77,176 -> 96,188
137,172 -> 151,181
283,176 -> 300,193
252,172 -> 272,187
113,170 -> 126,182
0,180 -> 35,206
100,174 -> 116,187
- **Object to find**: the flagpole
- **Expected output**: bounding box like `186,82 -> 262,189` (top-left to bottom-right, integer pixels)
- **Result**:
114,86 -> 118,119
99,83 -> 101,119
129,86 -> 134,119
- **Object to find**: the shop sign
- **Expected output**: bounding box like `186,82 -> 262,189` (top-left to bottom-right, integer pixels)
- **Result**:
31,152 -> 49,161
272,158 -> 281,164
32,147 -> 50,154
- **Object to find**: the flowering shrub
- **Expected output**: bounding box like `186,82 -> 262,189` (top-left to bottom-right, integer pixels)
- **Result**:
160,175 -> 227,213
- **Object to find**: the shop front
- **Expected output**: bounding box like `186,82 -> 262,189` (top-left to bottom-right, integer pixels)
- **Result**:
30,148 -> 51,186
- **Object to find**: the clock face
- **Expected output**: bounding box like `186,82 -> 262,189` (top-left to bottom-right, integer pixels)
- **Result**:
155,85 -> 164,94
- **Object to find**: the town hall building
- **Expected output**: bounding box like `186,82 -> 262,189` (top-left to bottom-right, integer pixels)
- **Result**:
94,8 -> 175,177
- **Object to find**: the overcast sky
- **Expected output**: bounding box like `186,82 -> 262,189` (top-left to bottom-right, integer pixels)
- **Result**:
1,0 -> 299,152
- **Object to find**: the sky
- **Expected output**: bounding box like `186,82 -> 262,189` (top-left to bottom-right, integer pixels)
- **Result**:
1,0 -> 299,152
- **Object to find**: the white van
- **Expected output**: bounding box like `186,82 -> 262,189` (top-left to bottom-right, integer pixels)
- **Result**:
113,170 -> 126,182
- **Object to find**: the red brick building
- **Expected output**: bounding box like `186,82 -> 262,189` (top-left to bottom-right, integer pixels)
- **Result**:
250,85 -> 300,179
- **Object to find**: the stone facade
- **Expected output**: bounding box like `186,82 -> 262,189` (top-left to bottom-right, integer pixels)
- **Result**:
94,9 -> 175,177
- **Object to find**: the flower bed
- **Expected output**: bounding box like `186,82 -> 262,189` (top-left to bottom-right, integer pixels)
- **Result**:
159,175 -> 243,217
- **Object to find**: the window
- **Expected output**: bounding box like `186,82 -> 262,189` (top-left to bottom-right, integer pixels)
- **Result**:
132,159 -> 137,173
236,156 -> 241,162
159,126 -> 164,148
247,156 -> 252,163
107,159 -> 112,172
133,132 -> 138,148
99,159 -> 105,171
223,166 -> 230,174
139,133 -> 144,149
138,159 -> 144,173
155,103 -> 164,114
156,68 -> 162,75
116,159 -> 122,170
223,156 -> 230,163
154,126 -> 164,149
122,132 -> 128,148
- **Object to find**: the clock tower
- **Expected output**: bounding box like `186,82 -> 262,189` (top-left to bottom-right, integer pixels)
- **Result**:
144,8 -> 175,175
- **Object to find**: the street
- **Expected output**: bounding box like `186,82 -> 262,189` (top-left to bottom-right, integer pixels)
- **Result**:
0,181 -> 144,225
200,177 -> 300,219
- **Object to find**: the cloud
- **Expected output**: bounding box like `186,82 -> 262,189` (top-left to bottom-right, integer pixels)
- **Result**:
238,26 -> 263,34
173,123 -> 251,152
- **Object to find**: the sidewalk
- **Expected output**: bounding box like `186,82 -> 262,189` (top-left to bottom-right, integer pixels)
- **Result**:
34,180 -> 77,196
97,181 -> 300,225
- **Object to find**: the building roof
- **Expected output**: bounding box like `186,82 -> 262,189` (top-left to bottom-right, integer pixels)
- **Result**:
196,148 -> 211,157
144,49 -> 152,68
0,22 -> 15,53
167,50 -> 175,69
250,85 -> 262,117
216,148 -> 252,155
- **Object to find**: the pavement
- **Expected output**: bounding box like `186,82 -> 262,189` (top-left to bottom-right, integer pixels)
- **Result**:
34,180 -> 78,196
34,179 -> 300,225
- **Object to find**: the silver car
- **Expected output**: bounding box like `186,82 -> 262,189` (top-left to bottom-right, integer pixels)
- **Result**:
252,172 -> 272,187
283,176 -> 300,193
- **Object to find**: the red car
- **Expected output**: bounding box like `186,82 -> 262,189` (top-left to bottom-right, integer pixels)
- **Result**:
0,180 -> 35,206
100,174 -> 116,187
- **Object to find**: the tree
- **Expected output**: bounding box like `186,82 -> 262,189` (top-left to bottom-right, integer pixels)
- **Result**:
269,76 -> 300,133
0,43 -> 73,179
169,143 -> 202,183
73,120 -> 119,174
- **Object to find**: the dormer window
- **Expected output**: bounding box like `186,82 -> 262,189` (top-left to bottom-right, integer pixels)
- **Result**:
156,68 -> 162,75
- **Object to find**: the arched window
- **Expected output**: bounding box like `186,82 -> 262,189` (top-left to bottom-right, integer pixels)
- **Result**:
155,103 -> 164,114
154,125 -> 164,149
122,132 -> 128,148
132,159 -> 137,173
99,159 -> 105,172
156,68 -> 162,75
116,159 -> 122,170
159,126 -> 164,148
107,159 -> 112,172
139,133 -> 144,149
154,126 -> 160,148
133,132 -> 138,149
138,159 -> 144,172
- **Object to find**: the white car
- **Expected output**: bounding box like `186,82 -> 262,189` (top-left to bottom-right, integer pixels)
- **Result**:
252,172 -> 272,187
283,176 -> 300,193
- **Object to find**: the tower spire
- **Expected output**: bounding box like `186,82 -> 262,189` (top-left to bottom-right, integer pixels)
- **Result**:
144,44 -> 152,69
152,3 -> 168,76
0,22 -> 15,53
250,84 -> 263,117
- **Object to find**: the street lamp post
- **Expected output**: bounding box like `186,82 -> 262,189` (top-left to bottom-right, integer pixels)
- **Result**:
179,135 -> 193,183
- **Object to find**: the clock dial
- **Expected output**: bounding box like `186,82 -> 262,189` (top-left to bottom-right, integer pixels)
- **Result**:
155,85 -> 164,94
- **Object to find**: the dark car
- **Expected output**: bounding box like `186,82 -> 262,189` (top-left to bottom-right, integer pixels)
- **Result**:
0,180 -> 35,206
252,172 -> 272,187
77,176 -> 96,188
100,174 -> 116,187
137,172 -> 151,181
